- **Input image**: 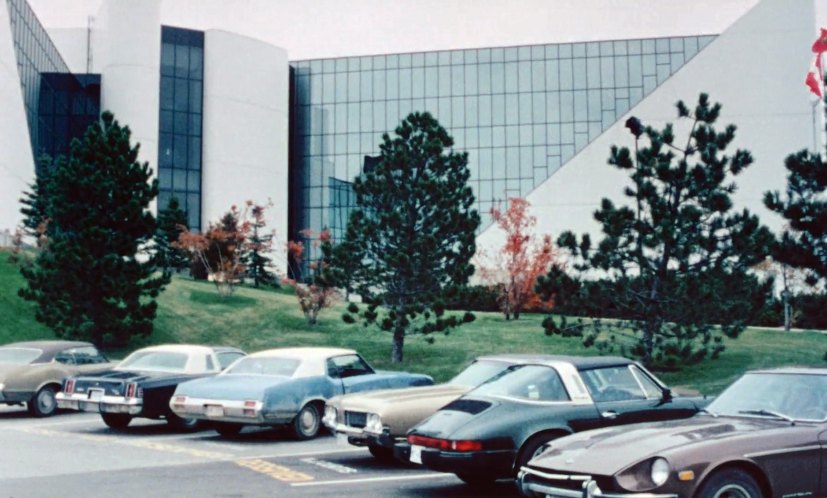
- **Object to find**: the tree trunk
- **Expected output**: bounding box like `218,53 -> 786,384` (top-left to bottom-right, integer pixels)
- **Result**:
391,327 -> 404,363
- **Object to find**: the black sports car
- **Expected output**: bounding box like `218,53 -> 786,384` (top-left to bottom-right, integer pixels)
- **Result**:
56,344 -> 244,430
399,355 -> 706,486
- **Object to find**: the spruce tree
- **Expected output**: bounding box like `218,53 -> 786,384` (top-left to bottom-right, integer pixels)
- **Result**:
537,94 -> 773,368
155,195 -> 189,275
19,111 -> 168,347
341,112 -> 479,363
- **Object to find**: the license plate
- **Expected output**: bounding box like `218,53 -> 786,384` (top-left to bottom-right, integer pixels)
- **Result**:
336,433 -> 349,446
410,444 -> 423,464
205,405 -> 224,418
87,388 -> 103,401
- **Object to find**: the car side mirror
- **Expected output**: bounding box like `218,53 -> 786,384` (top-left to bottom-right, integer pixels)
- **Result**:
662,388 -> 674,402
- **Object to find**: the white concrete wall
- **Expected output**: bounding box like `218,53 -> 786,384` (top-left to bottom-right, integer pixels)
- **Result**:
202,30 -> 289,273
0,1 -> 35,238
477,0 -> 818,256
95,0 -> 161,211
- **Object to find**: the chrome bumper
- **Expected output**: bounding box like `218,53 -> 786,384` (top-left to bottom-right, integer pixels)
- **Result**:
518,467 -> 678,498
168,396 -> 270,424
56,392 -> 143,415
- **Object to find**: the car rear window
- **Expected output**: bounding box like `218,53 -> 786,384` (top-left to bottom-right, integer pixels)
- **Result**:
0,347 -> 42,365
225,357 -> 301,377
116,351 -> 189,372
470,365 -> 570,402
449,360 -> 512,388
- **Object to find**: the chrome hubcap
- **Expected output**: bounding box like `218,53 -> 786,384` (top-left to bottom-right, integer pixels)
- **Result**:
300,408 -> 317,434
38,390 -> 55,412
713,484 -> 753,498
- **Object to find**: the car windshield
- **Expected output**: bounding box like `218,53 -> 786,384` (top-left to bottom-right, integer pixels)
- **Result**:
468,365 -> 570,402
0,347 -> 43,365
449,359 -> 513,388
708,372 -> 827,421
116,351 -> 189,372
224,357 -> 300,377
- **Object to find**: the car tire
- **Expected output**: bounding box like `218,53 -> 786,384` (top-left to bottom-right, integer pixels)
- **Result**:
28,386 -> 58,417
515,433 -> 561,475
215,423 -> 244,438
291,403 -> 321,440
167,412 -> 202,432
697,469 -> 763,498
101,413 -> 132,429
368,444 -> 395,462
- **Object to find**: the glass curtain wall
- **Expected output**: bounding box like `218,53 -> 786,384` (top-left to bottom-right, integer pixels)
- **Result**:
290,36 -> 715,260
157,26 -> 204,231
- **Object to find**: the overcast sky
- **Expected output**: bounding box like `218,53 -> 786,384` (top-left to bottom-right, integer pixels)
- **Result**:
24,0 -> 787,61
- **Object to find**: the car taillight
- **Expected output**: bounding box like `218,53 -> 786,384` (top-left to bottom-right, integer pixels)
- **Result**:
125,383 -> 138,399
243,400 -> 258,417
65,379 -> 75,394
407,434 -> 483,452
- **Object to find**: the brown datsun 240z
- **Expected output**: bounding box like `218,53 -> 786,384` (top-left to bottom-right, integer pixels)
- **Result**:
0,340 -> 112,417
518,367 -> 827,498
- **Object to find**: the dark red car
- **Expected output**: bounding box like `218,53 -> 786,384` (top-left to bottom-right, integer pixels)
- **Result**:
518,367 -> 827,498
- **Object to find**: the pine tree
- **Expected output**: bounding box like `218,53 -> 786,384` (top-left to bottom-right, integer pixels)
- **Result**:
19,111 -> 168,347
155,195 -> 189,275
537,94 -> 774,368
243,203 -> 276,288
341,112 -> 479,363
764,150 -> 827,286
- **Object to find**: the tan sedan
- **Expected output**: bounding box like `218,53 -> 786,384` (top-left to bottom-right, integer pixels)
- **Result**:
0,340 -> 112,416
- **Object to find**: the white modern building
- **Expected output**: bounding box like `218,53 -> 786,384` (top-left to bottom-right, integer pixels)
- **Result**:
0,0 -> 822,270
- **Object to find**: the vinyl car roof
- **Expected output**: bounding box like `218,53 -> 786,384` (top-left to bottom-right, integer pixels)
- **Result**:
247,347 -> 356,359
476,354 -> 633,371
749,367 -> 827,375
1,340 -> 94,362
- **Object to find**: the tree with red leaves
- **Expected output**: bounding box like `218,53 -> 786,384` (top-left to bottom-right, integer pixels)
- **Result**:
285,228 -> 339,325
176,205 -> 251,298
478,197 -> 557,320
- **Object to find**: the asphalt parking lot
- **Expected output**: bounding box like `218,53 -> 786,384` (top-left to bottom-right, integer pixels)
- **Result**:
0,406 -> 520,498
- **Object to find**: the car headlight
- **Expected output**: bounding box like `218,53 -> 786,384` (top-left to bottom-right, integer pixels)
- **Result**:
323,405 -> 337,427
650,458 -> 670,486
365,413 -> 383,433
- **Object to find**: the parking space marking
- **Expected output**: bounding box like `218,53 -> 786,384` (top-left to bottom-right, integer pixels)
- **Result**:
234,458 -> 313,483
300,457 -> 358,474
263,447 -> 366,459
290,473 -> 456,487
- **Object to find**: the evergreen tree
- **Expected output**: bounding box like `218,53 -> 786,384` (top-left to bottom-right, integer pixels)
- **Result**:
764,150 -> 827,286
537,94 -> 773,368
242,203 -> 276,288
19,155 -> 55,246
155,195 -> 189,275
341,112 -> 479,363
19,111 -> 168,347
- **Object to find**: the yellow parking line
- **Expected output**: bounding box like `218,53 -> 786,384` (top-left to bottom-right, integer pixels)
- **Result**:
234,458 -> 313,482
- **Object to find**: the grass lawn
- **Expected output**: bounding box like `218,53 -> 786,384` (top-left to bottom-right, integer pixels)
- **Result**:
2,251 -> 824,394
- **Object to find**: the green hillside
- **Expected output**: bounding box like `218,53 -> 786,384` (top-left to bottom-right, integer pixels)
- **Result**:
2,252 -> 824,394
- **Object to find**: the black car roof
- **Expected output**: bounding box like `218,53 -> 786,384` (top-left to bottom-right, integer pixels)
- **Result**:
477,354 -> 634,370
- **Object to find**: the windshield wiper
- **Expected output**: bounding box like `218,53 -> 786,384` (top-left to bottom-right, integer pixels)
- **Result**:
698,407 -> 718,417
738,409 -> 794,422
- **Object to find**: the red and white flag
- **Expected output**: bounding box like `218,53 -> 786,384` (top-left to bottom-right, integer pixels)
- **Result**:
806,52 -> 824,98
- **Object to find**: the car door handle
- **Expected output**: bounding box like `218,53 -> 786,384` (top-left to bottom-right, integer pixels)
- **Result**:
601,410 -> 619,419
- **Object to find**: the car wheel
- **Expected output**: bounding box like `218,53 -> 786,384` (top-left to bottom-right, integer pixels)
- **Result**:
215,423 -> 244,438
167,413 -> 202,432
697,469 -> 763,498
456,472 -> 498,487
291,403 -> 321,440
28,386 -> 58,417
101,413 -> 132,429
368,444 -> 395,462
515,433 -> 561,475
